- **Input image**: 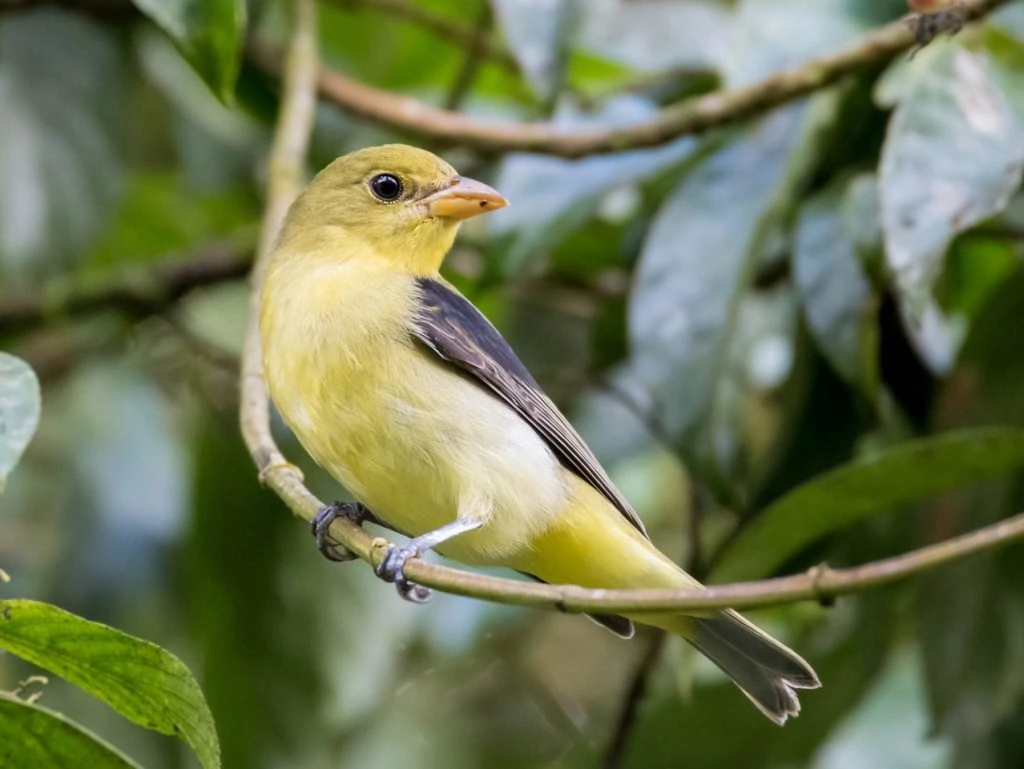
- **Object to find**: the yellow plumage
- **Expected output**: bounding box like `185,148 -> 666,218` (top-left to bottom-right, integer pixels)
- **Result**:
261,144 -> 819,723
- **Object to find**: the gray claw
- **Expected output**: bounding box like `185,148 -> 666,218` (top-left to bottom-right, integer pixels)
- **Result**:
311,502 -> 371,562
376,544 -> 432,603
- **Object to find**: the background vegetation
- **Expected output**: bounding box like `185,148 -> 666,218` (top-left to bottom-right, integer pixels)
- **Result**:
3,0 -> 1024,767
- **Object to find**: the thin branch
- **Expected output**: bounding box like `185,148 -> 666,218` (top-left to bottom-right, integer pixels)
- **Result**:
0,241 -> 252,335
444,0 -> 492,111
239,0 -> 1024,619
327,0 -> 519,73
250,0 -> 1011,159
238,0 -> 318,475
602,632 -> 667,769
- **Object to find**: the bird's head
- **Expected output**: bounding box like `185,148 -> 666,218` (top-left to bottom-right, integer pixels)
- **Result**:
277,144 -> 508,275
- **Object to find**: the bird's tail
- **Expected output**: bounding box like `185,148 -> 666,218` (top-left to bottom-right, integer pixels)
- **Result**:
658,610 -> 820,724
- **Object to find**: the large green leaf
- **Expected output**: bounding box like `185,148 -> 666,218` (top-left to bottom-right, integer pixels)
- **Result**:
793,176 -> 879,395
0,10 -> 123,274
627,105 -> 808,479
0,693 -> 141,769
132,0 -> 245,103
0,353 -> 41,493
0,599 -> 220,769
880,42 -> 1024,319
713,428 -> 1024,581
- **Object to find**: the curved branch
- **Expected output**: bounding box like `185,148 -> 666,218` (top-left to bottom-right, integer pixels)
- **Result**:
240,0 -> 1024,618
250,0 -> 1011,159
0,242 -> 252,335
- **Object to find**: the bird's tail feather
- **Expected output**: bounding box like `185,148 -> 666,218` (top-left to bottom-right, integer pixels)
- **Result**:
685,610 -> 820,725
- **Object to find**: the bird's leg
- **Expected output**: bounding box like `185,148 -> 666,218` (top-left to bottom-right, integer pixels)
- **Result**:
376,517 -> 484,604
310,501 -> 387,562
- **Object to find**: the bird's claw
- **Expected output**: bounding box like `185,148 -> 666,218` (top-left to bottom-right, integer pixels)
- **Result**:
376,544 -> 432,604
310,501 -> 372,562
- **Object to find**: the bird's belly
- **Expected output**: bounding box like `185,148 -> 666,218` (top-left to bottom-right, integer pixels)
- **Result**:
270,339 -> 570,565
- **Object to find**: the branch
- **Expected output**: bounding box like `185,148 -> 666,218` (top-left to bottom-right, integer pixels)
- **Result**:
0,242 -> 252,335
238,0 -> 318,476
250,0 -> 1012,159
239,0 -> 1024,619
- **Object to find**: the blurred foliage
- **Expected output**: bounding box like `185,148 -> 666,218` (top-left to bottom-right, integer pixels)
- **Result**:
2,0 -> 1024,767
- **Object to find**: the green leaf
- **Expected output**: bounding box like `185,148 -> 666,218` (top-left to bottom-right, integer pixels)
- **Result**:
0,353 -> 41,493
793,175 -> 879,395
627,106 -> 807,470
0,693 -> 141,769
0,10 -> 123,274
0,599 -> 221,769
880,43 -> 1024,318
131,0 -> 245,103
712,428 -> 1024,581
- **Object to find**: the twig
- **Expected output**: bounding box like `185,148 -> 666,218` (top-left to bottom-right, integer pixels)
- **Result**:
327,0 -> 519,73
602,632 -> 667,769
0,242 -> 252,335
238,0 -> 318,476
250,0 -> 1011,159
444,0 -> 492,111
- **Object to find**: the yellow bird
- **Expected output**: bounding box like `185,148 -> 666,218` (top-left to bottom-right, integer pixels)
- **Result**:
261,144 -> 819,723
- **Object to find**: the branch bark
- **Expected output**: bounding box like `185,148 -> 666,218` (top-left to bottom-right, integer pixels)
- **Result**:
0,242 -> 252,335
251,0 -> 1012,159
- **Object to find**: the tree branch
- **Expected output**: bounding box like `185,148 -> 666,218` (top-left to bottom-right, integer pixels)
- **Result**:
239,0 -> 1024,619
250,0 -> 1011,159
0,242 -> 252,335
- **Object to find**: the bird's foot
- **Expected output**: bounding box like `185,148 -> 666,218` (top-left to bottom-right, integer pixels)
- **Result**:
376,543 -> 432,604
310,501 -> 375,562
906,6 -> 967,59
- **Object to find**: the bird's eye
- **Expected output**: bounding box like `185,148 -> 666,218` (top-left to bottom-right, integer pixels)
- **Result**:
369,173 -> 403,202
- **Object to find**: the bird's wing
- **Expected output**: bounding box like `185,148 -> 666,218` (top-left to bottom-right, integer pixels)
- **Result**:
411,276 -> 648,538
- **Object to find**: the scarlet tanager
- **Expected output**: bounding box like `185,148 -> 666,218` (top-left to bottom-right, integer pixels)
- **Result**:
260,145 -> 819,723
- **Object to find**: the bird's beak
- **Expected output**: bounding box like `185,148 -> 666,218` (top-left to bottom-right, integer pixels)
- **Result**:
426,176 -> 509,220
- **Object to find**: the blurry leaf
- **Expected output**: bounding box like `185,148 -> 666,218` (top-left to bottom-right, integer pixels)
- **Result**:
491,0 -> 581,101
578,0 -> 729,73
0,10 -> 123,275
793,176 -> 879,394
813,649 -> 951,769
493,97 -> 696,272
623,595 -> 895,769
880,43 -> 1024,319
724,0 -> 868,87
0,693 -> 141,769
131,0 -> 245,103
0,354 -> 40,493
713,428 -> 1024,581
0,600 -> 220,769
628,105 -> 808,485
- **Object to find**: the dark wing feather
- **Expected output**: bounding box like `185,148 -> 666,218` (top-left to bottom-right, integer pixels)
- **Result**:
412,277 -> 648,538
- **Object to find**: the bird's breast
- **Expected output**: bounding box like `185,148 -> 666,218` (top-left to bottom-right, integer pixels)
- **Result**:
261,258 -> 569,564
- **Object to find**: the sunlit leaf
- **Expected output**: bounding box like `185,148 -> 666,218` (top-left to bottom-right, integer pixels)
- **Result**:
713,428 -> 1024,581
0,693 -> 141,769
0,10 -> 123,275
0,353 -> 40,493
132,0 -> 245,103
793,176 -> 879,395
0,600 -> 221,769
880,43 -> 1024,318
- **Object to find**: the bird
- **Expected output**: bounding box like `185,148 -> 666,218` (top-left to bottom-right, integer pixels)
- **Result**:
260,144 -> 820,724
